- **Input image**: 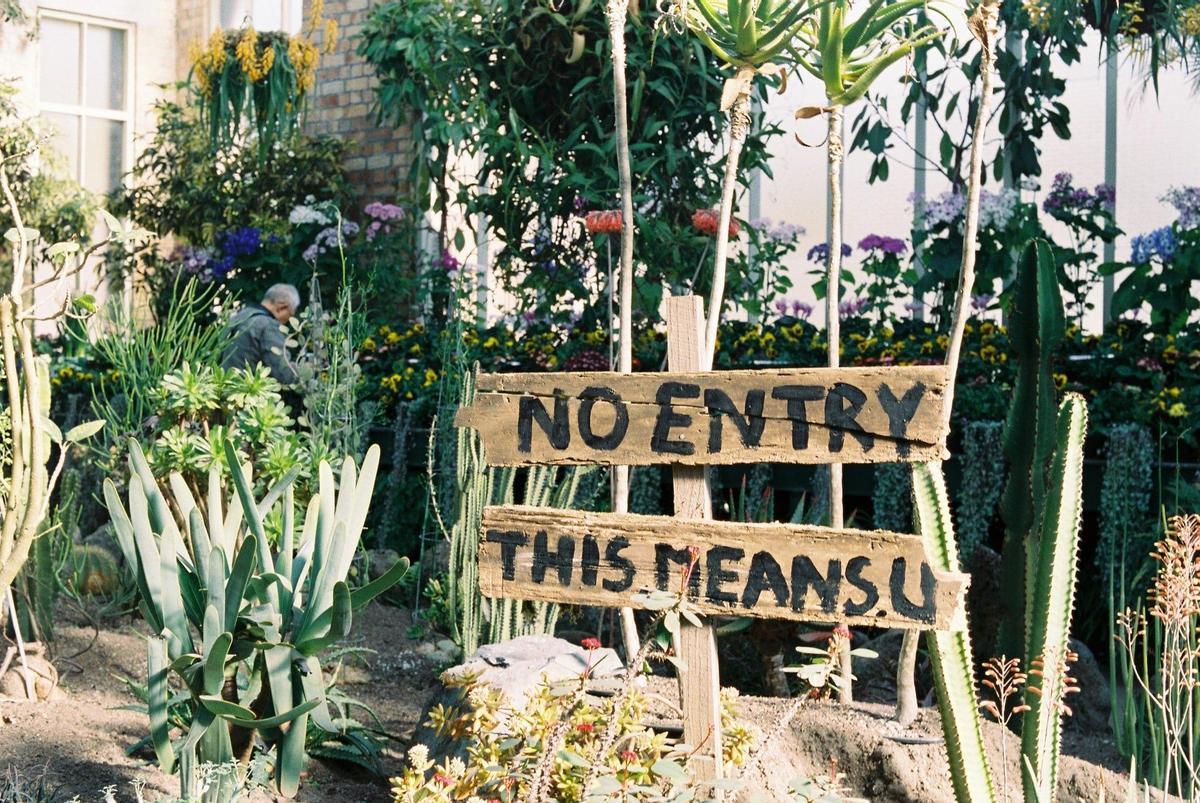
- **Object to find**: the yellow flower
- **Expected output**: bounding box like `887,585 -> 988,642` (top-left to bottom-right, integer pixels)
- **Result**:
361,336 -> 376,351
1168,387 -> 1181,398
323,18 -> 339,54
1182,6 -> 1200,36
1053,373 -> 1068,390
980,344 -> 997,363
1167,402 -> 1187,419
386,331 -> 401,345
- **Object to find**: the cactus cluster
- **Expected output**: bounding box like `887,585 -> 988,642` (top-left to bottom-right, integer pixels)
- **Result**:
103,439 -> 409,799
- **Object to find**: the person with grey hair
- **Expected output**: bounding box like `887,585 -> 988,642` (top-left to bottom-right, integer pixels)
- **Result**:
222,283 -> 301,384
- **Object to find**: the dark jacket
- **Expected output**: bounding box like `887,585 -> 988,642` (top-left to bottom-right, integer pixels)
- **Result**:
222,303 -> 297,384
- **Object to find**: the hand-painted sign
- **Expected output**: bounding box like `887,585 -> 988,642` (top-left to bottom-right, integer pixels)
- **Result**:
479,505 -> 969,631
454,366 -> 948,466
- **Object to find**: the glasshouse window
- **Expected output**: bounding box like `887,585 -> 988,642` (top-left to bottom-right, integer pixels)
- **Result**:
217,0 -> 304,32
37,14 -> 131,195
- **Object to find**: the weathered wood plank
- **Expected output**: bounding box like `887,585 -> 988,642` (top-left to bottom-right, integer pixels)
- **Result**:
454,365 -> 949,466
665,296 -> 723,784
479,505 -> 970,632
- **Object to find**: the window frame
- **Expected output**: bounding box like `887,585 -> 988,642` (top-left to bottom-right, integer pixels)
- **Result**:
36,9 -> 135,194
213,0 -> 303,33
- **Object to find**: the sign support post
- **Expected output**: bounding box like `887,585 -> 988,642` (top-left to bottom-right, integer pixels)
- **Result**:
665,295 -> 724,785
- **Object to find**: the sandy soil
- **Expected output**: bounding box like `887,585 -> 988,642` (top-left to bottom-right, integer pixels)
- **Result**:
0,604 -> 1158,802
0,603 -> 440,802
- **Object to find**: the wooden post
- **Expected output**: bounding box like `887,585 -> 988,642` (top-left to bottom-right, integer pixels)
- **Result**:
665,295 -> 724,786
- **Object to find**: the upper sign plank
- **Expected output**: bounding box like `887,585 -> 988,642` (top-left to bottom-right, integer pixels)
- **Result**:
455,366 -> 949,466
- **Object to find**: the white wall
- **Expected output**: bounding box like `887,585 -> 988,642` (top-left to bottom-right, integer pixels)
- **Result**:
754,31 -> 1200,328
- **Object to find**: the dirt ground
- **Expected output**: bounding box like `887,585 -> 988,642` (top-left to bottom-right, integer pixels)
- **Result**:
0,604 -> 1153,802
0,603 -> 440,802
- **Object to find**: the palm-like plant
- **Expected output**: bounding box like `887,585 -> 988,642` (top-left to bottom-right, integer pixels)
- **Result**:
670,0 -> 821,366
790,0 -> 959,703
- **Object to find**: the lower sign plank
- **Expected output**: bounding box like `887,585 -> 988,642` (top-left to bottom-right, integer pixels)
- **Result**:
480,505 -> 969,631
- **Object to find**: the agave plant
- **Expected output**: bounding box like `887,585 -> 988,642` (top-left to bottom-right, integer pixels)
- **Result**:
104,439 -> 409,799
666,0 -> 821,365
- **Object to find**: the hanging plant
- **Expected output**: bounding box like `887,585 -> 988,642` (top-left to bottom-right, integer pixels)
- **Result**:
189,1 -> 337,157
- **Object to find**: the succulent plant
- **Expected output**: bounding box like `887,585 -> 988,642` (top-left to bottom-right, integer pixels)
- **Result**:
104,438 -> 409,799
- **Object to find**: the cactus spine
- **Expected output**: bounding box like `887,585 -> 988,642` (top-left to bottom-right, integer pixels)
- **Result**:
913,461 -> 997,803
1020,394 -> 1088,802
998,239 -> 1065,661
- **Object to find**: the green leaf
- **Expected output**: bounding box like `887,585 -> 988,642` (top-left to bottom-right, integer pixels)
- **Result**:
64,419 -> 104,442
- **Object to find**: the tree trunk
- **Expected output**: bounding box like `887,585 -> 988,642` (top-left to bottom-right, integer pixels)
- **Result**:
894,630 -> 920,726
605,0 -> 640,658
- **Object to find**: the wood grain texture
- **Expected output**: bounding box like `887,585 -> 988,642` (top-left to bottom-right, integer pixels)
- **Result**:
454,365 -> 949,466
478,505 -> 971,632
665,296 -> 723,783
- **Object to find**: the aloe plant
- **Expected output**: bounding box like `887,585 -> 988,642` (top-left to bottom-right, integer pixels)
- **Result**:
912,461 -> 997,803
1020,394 -> 1088,803
104,439 -> 409,799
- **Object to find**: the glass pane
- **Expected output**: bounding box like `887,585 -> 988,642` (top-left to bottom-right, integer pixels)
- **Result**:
86,25 -> 127,110
220,0 -> 247,28
253,0 -> 283,31
39,18 -> 81,105
84,118 -> 124,194
42,112 -> 80,180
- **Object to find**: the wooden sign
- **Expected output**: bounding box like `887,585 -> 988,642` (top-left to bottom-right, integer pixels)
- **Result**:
479,504 -> 970,632
454,365 -> 949,467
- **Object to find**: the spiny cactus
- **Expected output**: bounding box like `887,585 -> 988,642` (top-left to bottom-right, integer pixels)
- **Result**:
104,439 -> 409,799
441,369 -> 594,655
1020,394 -> 1088,802
998,239 -> 1065,662
912,461 -> 997,803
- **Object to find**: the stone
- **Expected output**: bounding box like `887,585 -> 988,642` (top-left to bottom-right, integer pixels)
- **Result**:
0,654 -> 63,701
1063,637 -> 1111,736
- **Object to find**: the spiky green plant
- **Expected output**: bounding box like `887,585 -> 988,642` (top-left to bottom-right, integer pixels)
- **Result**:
1020,394 -> 1088,803
996,239 -> 1065,663
912,461 -> 997,803
103,439 -> 409,799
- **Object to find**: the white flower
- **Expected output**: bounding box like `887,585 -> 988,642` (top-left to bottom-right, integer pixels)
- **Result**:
408,744 -> 430,768
447,756 -> 467,776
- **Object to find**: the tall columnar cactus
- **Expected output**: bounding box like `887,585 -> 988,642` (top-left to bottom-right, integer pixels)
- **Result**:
997,239 -> 1064,661
912,462 -> 997,803
104,439 -> 409,799
1019,394 -> 1088,803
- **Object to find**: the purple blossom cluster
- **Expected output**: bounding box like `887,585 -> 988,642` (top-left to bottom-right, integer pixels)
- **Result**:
302,220 -> 360,262
364,202 -> 405,242
749,217 -> 806,243
772,298 -> 814,320
971,293 -> 995,312
838,298 -> 869,318
1042,172 -> 1114,215
1130,226 -> 1178,265
218,227 -> 263,259
806,242 -> 853,263
439,249 -> 461,275
857,234 -> 906,255
1163,186 -> 1200,230
176,227 -> 266,282
913,191 -> 966,228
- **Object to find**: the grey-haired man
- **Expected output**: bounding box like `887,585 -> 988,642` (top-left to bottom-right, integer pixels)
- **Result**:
222,283 -> 300,384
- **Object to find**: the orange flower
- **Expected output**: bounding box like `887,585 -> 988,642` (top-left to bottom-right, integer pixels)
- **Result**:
692,208 -> 739,238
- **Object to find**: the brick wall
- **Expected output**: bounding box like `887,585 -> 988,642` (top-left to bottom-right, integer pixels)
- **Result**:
175,0 -> 211,85
304,0 -> 414,204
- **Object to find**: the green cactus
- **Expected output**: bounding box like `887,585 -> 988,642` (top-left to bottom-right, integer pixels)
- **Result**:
104,438 -> 409,799
440,369 -> 593,655
997,239 -> 1065,662
1020,394 -> 1088,803
912,461 -> 997,803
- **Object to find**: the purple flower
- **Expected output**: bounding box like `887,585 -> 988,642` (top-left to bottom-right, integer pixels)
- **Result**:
1163,186 -> 1200,229
858,233 -> 906,255
302,220 -> 360,262
439,250 -> 461,274
217,227 -> 262,259
806,242 -> 853,263
791,300 -> 814,319
1130,226 -> 1177,265
772,298 -> 790,316
838,298 -> 868,318
364,202 -> 405,221
971,294 -> 994,312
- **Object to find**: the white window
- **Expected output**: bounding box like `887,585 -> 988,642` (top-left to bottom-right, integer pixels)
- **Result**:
217,0 -> 304,33
38,12 -> 133,195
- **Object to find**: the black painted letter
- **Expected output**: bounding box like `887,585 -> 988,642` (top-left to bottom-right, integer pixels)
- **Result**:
843,556 -> 880,616
603,537 -> 636,592
651,382 -> 700,456
743,551 -> 789,608
791,556 -> 841,613
704,389 -> 766,453
877,382 -> 927,458
655,544 -> 701,596
825,383 -> 874,453
517,392 -> 570,452
771,386 -> 825,449
531,532 -> 575,585
706,546 -> 745,607
578,386 -> 629,451
889,558 -> 936,623
485,529 -> 528,581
